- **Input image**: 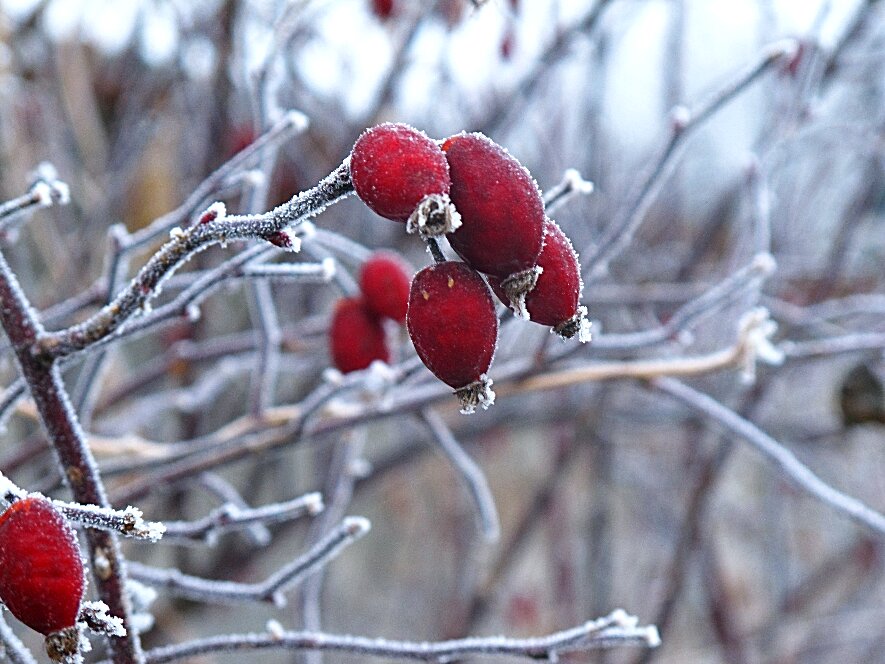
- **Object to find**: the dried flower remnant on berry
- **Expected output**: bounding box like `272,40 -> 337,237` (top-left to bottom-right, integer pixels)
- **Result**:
489,220 -> 590,342
350,123 -> 454,231
0,497 -> 86,636
407,262 -> 498,413
329,297 -> 391,373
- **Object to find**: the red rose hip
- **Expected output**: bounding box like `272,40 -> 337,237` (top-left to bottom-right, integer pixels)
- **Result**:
407,261 -> 498,413
443,133 -> 545,303
350,123 -> 457,234
359,252 -> 412,323
329,297 -> 391,373
489,220 -> 590,341
0,497 -> 85,636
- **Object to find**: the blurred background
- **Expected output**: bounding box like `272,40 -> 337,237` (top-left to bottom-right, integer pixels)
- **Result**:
0,0 -> 883,662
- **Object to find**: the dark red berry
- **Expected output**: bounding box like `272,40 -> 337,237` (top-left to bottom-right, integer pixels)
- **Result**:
350,123 -> 451,224
329,297 -> 391,373
370,0 -> 395,20
489,220 -> 590,341
407,262 -> 497,412
0,497 -> 85,635
359,252 -> 412,323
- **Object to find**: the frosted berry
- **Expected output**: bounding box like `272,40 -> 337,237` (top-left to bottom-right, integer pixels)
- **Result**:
359,252 -> 412,323
407,262 -> 497,413
0,497 -> 85,636
442,133 -> 545,307
350,123 -> 457,234
489,220 -> 590,342
329,297 -> 390,373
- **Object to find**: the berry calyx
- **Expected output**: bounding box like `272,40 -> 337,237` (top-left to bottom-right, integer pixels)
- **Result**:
350,123 -> 452,225
489,220 -> 590,342
329,297 -> 391,373
359,252 -> 412,323
406,261 -> 498,413
443,133 -> 545,280
0,497 -> 85,636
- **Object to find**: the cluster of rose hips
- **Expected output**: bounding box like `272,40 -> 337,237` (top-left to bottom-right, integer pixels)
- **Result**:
345,122 -> 589,413
0,497 -> 86,653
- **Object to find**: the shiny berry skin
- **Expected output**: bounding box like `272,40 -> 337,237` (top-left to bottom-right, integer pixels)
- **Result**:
329,297 -> 391,373
359,252 -> 412,323
489,220 -> 590,341
350,123 -> 450,222
443,133 -> 544,278
407,262 -> 498,412
0,497 -> 85,635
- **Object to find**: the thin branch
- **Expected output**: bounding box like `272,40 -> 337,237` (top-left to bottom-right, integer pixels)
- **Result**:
584,39 -> 798,277
0,613 -> 38,664
543,168 -> 594,215
161,492 -> 324,544
127,516 -> 369,604
121,610 -> 659,664
653,377 -> 885,538
419,408 -> 500,542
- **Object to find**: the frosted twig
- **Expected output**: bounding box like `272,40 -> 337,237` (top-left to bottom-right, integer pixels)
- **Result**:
242,260 -> 336,282
248,279 -> 282,415
653,377 -> 885,538
0,471 -> 164,541
0,612 -> 38,664
310,229 -> 373,264
161,492 -> 324,544
584,39 -> 798,277
120,609 -> 658,664
745,155 -> 772,254
781,332 -> 885,359
0,379 -> 27,431
543,168 -> 595,215
0,164 -> 70,233
125,111 -> 309,251
419,409 -> 500,542
196,473 -> 272,547
36,160 -> 353,359
127,516 -> 369,605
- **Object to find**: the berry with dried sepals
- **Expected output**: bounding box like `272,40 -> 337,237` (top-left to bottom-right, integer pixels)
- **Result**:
329,297 -> 391,373
350,123 -> 458,235
0,497 -> 85,636
442,133 -> 545,312
407,261 -> 498,413
359,252 -> 412,323
489,220 -> 590,342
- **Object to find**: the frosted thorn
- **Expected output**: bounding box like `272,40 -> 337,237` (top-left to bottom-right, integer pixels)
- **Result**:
266,229 -> 302,252
198,202 -> 227,225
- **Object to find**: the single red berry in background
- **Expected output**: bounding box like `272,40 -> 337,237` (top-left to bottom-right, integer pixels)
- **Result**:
359,252 -> 412,323
489,220 -> 590,342
442,133 -> 545,309
370,0 -> 395,20
0,497 -> 85,636
329,297 -> 391,373
350,123 -> 451,223
407,261 -> 498,413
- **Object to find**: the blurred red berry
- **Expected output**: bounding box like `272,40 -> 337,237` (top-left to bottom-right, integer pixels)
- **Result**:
0,497 -> 85,636
371,0 -> 395,20
359,252 -> 412,323
489,220 -> 590,341
329,297 -> 391,373
500,29 -> 515,60
350,123 -> 451,223
407,261 -> 497,412
442,133 -> 544,281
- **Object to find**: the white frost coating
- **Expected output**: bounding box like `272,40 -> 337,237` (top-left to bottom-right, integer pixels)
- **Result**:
181,37 -> 216,82
322,367 -> 344,386
738,308 -> 785,385
564,168 -> 595,195
643,625 -> 662,648
80,600 -> 126,637
576,308 -> 592,344
266,619 -> 285,641
242,169 -> 267,189
297,220 -> 317,239
204,201 -> 227,221
751,251 -> 777,275
347,457 -> 372,479
363,360 -> 397,393
670,104 -> 692,130
283,109 -> 310,133
344,515 -> 372,537
321,257 -> 337,281
31,181 -> 54,207
185,304 -> 201,322
169,226 -> 185,239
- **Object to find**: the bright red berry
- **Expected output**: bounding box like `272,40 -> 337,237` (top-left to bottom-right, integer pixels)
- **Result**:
359,252 -> 412,323
329,297 -> 391,373
0,497 -> 85,635
442,133 -> 545,304
406,261 -> 498,412
489,220 -> 590,341
350,123 -> 451,227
